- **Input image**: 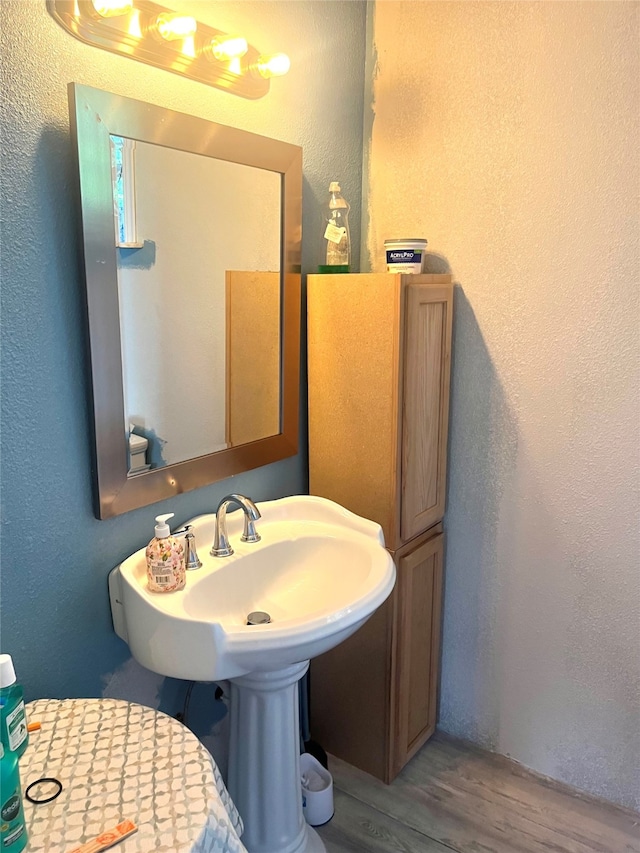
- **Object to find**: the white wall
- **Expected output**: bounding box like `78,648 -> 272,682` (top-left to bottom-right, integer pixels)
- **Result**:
365,1 -> 640,809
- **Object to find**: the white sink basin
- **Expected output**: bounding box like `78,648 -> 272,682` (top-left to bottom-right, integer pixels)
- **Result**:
110,495 -> 396,853
109,495 -> 396,681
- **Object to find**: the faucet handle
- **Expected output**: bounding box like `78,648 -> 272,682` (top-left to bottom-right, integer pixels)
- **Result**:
172,524 -> 203,570
184,527 -> 203,570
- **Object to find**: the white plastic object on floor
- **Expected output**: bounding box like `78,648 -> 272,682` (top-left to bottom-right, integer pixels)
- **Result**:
300,752 -> 334,827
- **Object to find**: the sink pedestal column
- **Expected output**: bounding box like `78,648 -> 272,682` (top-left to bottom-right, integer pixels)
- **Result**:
228,661 -> 326,853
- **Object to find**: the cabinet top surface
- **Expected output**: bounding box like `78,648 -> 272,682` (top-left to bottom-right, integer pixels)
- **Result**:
309,273 -> 453,284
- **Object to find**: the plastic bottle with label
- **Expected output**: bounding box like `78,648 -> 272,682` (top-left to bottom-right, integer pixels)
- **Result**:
145,513 -> 186,593
319,182 -> 351,273
0,655 -> 28,760
0,742 -> 28,852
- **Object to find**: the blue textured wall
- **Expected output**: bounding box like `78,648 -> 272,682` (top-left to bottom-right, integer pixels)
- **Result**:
0,0 -> 366,728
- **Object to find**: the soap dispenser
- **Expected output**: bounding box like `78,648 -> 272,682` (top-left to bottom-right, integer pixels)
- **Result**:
145,513 -> 186,593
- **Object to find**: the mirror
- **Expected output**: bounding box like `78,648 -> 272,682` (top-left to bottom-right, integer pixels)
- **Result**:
69,83 -> 302,519
114,141 -> 282,466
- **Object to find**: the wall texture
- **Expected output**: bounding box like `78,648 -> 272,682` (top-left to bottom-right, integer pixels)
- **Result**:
366,1 -> 640,809
0,0 -> 366,737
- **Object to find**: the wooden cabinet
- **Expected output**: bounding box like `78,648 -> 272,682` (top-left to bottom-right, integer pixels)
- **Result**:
307,273 -> 453,782
393,531 -> 444,774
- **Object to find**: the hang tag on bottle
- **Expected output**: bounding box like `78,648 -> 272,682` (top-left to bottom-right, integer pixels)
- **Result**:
324,222 -> 346,244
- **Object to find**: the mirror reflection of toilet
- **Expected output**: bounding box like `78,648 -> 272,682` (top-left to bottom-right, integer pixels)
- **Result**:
128,432 -> 149,474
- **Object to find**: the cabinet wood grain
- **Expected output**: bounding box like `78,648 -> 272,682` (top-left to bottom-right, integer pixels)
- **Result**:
308,274 -> 453,782
393,533 -> 444,775
401,285 -> 452,540
225,270 -> 280,446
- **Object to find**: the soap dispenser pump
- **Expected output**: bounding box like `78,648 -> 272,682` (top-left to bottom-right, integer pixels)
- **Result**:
145,513 -> 186,593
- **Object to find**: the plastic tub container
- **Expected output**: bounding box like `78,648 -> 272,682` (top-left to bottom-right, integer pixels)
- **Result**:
384,238 -> 428,274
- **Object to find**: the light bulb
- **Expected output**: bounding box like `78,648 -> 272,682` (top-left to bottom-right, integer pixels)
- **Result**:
256,53 -> 290,79
127,10 -> 143,38
152,13 -> 197,41
207,36 -> 248,62
91,0 -> 133,17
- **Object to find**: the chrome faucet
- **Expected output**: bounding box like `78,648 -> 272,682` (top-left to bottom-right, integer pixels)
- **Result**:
211,494 -> 261,557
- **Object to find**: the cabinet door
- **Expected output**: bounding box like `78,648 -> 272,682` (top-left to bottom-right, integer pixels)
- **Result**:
401,285 -> 452,542
393,532 -> 444,776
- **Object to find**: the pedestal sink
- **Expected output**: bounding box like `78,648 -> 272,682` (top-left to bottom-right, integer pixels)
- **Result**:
109,495 -> 396,853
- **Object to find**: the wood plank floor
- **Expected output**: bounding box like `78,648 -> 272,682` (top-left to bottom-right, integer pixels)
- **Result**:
315,732 -> 640,853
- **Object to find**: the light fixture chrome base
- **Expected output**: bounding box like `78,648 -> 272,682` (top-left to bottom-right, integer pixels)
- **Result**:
48,0 -> 271,98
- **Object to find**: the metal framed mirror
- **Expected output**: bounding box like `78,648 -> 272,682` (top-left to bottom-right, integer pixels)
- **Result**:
68,83 -> 302,518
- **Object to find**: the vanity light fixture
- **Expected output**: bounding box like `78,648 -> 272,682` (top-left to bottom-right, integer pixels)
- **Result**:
48,0 -> 289,98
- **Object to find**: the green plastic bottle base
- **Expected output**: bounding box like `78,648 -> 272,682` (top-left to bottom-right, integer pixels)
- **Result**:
317,265 -> 350,274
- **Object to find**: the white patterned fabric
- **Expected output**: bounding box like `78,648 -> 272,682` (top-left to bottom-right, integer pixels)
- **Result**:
21,698 -> 247,853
